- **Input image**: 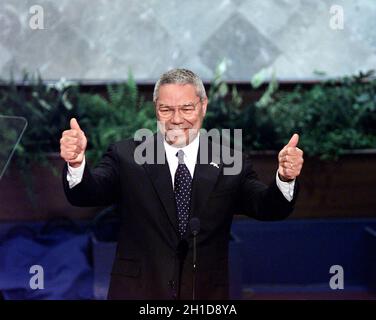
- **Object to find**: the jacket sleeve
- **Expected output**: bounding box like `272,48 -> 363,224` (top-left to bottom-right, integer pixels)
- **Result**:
62,143 -> 121,207
239,157 -> 299,221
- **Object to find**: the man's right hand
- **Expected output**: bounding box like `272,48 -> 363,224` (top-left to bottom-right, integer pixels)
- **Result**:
60,118 -> 87,168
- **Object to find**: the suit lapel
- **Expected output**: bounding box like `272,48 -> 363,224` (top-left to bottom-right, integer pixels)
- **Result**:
142,132 -> 222,239
142,133 -> 179,237
190,134 -> 222,226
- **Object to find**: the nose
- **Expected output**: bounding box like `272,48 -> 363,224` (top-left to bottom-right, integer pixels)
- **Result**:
171,109 -> 184,124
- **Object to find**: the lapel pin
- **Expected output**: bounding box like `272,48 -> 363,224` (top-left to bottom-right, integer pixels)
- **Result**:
210,162 -> 219,169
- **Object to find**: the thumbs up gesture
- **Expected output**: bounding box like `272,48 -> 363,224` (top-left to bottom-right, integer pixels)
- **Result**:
60,118 -> 87,168
278,133 -> 304,181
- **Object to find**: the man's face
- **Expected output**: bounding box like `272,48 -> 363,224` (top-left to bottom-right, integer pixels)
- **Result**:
155,84 -> 207,147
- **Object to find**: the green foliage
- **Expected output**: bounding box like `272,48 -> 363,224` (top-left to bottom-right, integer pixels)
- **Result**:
204,67 -> 376,159
0,72 -> 156,170
75,75 -> 155,165
204,62 -> 243,132
257,70 -> 376,159
204,65 -> 280,151
0,74 -> 77,171
1,68 -> 375,176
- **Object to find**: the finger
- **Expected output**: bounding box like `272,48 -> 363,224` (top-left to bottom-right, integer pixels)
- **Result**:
60,150 -> 77,161
295,147 -> 304,156
278,149 -> 288,161
280,147 -> 300,158
285,147 -> 299,155
281,162 -> 294,170
282,159 -> 304,169
286,133 -> 299,148
279,154 -> 302,164
63,145 -> 81,153
70,118 -> 81,131
280,168 -> 295,179
61,144 -> 80,155
60,136 -> 79,145
285,147 -> 304,157
67,151 -> 79,160
79,133 -> 87,148
62,130 -> 79,138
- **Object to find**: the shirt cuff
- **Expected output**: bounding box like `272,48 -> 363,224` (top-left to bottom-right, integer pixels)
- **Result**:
66,157 -> 86,189
275,170 -> 295,202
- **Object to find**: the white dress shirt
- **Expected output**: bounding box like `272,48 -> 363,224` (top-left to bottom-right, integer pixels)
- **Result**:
66,156 -> 86,189
163,133 -> 200,189
67,134 -> 295,201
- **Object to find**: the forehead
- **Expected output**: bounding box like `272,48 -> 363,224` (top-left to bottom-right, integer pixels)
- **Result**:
157,84 -> 198,103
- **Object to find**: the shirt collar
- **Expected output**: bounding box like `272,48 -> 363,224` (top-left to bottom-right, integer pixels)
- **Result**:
163,132 -> 200,163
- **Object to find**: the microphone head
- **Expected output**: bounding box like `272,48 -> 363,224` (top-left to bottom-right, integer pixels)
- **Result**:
189,217 -> 200,235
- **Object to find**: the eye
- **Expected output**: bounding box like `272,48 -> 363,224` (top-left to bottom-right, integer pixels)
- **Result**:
182,105 -> 195,112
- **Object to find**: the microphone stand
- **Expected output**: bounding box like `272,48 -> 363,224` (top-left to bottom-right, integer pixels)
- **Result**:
189,217 -> 200,300
192,230 -> 197,300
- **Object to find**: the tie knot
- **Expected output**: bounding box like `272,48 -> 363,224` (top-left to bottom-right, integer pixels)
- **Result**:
176,150 -> 185,164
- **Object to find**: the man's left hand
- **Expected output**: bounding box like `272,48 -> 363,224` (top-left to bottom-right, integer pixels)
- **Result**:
278,133 -> 304,182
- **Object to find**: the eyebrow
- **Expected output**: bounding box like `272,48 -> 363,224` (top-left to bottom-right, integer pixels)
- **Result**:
157,102 -> 194,107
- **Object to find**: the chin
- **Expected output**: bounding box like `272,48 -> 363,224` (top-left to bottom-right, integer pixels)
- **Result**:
167,136 -> 188,147
165,131 -> 189,147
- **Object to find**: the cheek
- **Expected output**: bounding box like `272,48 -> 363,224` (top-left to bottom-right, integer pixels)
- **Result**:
186,114 -> 203,127
194,118 -> 204,128
157,119 -> 169,131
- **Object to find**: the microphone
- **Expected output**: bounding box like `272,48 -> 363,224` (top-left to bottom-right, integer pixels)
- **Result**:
190,217 -> 200,236
189,217 -> 200,300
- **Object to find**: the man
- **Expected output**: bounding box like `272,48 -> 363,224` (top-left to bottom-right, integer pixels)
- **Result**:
60,69 -> 304,300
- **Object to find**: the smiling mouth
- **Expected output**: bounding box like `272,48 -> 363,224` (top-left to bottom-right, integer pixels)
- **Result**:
167,128 -> 188,133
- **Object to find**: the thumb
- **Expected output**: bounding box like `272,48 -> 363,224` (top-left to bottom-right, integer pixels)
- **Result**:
70,118 -> 81,131
286,133 -> 299,148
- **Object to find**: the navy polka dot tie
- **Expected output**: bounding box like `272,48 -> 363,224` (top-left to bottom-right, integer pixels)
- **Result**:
174,150 -> 192,237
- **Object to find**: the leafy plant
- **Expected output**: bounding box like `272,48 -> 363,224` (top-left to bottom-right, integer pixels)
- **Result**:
0,73 -> 78,206
76,74 -> 156,165
0,72 -> 157,170
204,60 -> 246,151
257,70 -> 376,159
0,72 -> 155,207
204,65 -> 281,152
0,73 -> 78,171
1,68 -> 375,175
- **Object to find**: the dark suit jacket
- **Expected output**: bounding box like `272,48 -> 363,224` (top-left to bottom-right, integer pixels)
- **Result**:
62,132 -> 298,300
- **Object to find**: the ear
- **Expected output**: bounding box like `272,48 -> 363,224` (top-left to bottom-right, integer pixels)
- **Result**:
201,97 -> 208,117
154,101 -> 160,120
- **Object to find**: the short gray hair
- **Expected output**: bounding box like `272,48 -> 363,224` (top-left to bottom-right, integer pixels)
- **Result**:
153,68 -> 207,103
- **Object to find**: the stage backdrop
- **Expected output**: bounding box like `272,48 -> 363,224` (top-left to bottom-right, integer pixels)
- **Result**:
0,0 -> 375,82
